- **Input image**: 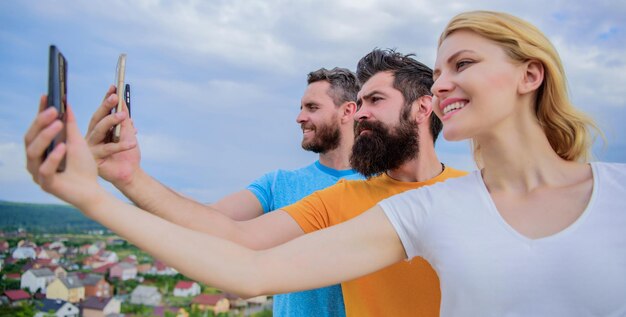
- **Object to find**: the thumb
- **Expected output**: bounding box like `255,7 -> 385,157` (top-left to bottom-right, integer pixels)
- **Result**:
65,103 -> 82,141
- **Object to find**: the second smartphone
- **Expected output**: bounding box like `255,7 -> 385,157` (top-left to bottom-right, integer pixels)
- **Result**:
45,45 -> 68,171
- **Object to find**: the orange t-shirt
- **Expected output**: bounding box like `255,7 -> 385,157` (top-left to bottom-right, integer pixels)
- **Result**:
282,167 -> 467,317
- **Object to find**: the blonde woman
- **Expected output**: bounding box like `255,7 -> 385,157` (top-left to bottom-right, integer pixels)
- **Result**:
25,11 -> 625,316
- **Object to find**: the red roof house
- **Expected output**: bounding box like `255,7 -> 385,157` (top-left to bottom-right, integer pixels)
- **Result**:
173,281 -> 200,297
192,294 -> 230,314
4,289 -> 30,303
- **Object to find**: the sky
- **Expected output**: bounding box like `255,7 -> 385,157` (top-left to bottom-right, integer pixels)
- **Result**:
0,0 -> 625,204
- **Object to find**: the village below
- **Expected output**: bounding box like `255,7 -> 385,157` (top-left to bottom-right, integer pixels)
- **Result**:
0,201 -> 273,317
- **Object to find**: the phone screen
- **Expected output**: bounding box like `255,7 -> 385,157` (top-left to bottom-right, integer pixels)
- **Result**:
45,45 -> 67,171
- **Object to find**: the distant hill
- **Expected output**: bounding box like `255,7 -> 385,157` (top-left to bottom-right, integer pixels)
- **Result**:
0,200 -> 106,233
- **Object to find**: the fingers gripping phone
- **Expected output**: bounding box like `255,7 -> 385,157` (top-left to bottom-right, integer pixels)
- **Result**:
110,53 -> 127,143
45,45 -> 68,172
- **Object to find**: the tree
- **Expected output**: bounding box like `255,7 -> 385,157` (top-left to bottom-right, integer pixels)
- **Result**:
0,302 -> 36,317
250,310 -> 273,317
121,303 -> 153,316
0,276 -> 21,293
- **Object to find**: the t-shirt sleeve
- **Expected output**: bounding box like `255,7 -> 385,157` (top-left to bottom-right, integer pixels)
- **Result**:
378,186 -> 435,260
282,186 -> 338,233
246,171 -> 278,213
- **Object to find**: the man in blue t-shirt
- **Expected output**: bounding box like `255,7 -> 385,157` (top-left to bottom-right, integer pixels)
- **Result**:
214,68 -> 364,317
85,67 -> 363,317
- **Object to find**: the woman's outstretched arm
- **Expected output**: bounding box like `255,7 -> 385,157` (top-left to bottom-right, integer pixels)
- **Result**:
90,195 -> 403,297
25,96 -> 406,297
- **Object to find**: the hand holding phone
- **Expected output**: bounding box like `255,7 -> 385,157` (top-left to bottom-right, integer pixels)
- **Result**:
45,45 -> 68,171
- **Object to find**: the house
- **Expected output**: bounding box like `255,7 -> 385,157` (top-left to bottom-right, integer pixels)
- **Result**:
136,263 -> 152,274
86,241 -> 107,255
46,276 -> 85,303
83,251 -> 118,269
82,256 -> 102,269
48,241 -> 68,254
68,273 -> 112,298
12,246 -> 37,259
97,250 -> 118,263
21,268 -> 56,293
109,262 -> 137,281
81,296 -> 121,317
17,240 -> 36,248
173,281 -> 201,297
35,298 -> 79,317
48,265 -> 68,279
121,254 -> 138,264
223,293 -> 247,310
3,255 -> 17,265
152,260 -> 177,276
247,295 -> 269,305
4,272 -> 21,280
91,262 -> 115,275
29,258 -> 54,269
87,244 -> 101,255
78,244 -> 91,255
106,238 -> 126,246
153,306 -> 189,317
191,294 -> 230,314
36,247 -> 50,260
130,285 -> 162,306
3,289 -> 30,305
0,240 -> 9,253
23,258 -> 53,271
44,249 -> 62,264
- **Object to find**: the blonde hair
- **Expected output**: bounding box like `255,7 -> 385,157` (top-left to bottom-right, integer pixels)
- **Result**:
439,11 -> 600,165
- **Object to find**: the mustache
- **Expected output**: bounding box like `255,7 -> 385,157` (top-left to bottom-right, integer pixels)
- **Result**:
355,120 -> 384,136
301,123 -> 315,130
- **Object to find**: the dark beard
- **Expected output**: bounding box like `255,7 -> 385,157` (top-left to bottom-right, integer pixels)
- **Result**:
301,121 -> 341,154
350,117 -> 419,178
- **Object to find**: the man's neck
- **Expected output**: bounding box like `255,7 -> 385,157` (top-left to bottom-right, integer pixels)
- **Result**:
318,145 -> 353,171
385,148 -> 443,183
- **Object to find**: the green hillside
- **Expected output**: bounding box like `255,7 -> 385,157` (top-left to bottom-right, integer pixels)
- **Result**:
0,200 -> 106,233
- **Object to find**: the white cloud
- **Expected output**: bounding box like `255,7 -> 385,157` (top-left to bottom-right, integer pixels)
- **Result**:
138,77 -> 283,114
137,133 -> 189,164
556,40 -> 626,110
0,142 -> 29,183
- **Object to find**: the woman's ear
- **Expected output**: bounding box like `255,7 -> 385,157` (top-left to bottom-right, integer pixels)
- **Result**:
518,60 -> 544,94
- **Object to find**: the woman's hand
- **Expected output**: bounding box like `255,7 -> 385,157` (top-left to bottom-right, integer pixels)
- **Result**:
24,95 -> 106,210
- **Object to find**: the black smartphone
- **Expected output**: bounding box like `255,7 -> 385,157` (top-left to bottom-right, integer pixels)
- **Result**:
124,83 -> 131,118
45,45 -> 68,172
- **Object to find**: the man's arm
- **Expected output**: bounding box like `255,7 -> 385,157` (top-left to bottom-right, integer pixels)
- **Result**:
116,168 -> 303,250
210,190 -> 264,221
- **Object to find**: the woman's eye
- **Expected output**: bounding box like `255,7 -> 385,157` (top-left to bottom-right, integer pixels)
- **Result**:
456,60 -> 472,71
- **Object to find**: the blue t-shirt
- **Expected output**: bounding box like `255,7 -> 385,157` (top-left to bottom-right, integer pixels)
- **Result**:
247,161 -> 364,317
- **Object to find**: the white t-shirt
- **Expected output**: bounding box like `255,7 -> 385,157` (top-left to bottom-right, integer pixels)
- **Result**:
380,162 -> 626,316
